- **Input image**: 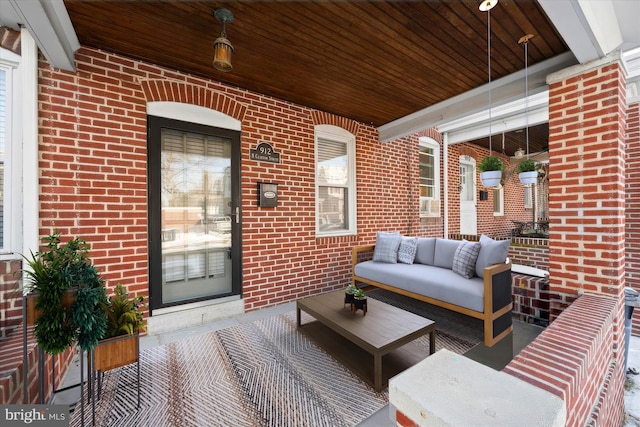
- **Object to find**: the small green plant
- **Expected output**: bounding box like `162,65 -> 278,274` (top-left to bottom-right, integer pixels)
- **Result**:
101,284 -> 146,340
478,155 -> 505,172
517,159 -> 536,173
354,289 -> 366,299
346,284 -> 358,294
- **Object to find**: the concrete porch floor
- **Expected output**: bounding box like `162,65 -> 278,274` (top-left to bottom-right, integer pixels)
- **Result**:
53,302 -> 640,426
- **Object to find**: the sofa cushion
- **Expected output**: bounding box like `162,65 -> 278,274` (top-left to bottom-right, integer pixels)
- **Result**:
398,237 -> 419,264
414,238 -> 436,265
475,234 -> 510,278
433,238 -> 462,269
452,241 -> 481,279
373,231 -> 402,263
353,261 -> 485,312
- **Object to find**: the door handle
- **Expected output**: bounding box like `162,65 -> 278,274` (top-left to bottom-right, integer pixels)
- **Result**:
229,207 -> 240,224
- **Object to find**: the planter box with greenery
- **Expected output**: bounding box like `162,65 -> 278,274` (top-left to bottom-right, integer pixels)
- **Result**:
478,155 -> 505,187
94,284 -> 145,372
22,232 -> 107,355
517,159 -> 538,185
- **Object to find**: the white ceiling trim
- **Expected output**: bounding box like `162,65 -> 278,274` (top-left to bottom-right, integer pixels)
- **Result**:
438,92 -> 548,146
537,0 -> 622,64
4,0 -> 79,71
378,52 -> 575,143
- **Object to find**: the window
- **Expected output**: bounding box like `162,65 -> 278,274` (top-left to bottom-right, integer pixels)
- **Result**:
315,125 -> 356,236
419,137 -> 440,217
0,69 -> 6,250
524,186 -> 533,209
0,48 -> 22,256
493,187 -> 504,216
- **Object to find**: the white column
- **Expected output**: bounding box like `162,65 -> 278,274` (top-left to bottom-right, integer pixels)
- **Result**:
21,27 -> 39,259
443,132 -> 449,238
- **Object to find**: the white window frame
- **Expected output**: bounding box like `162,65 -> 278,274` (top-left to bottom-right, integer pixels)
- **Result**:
493,187 -> 504,216
524,185 -> 534,209
0,48 -> 22,258
418,137 -> 441,217
315,125 -> 356,236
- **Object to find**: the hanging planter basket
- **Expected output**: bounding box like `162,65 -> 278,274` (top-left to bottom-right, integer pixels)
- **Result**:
480,170 -> 502,187
519,171 -> 538,185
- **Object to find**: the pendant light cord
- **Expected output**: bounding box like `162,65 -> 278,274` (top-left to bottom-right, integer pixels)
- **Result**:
524,39 -> 529,160
519,34 -> 534,161
487,6 -> 492,155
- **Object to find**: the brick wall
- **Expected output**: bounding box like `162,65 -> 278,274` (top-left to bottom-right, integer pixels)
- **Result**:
0,322 -> 75,404
37,47 -> 455,314
504,294 -> 623,426
511,273 -> 549,326
547,61 -> 626,311
509,237 -> 549,270
545,56 -> 626,424
0,260 -> 22,340
626,101 -> 640,335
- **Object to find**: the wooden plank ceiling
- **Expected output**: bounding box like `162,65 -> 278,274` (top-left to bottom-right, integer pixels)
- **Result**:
63,0 -> 567,155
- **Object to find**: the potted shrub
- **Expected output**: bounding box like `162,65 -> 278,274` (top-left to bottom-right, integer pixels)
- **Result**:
345,284 -> 357,305
517,159 -> 538,185
93,284 -> 145,372
352,288 -> 367,315
478,155 -> 504,187
22,232 -> 107,355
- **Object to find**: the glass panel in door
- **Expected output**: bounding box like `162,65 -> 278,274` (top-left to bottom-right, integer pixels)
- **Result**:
160,129 -> 232,304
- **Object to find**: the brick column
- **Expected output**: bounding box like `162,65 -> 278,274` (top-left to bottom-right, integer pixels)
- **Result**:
547,52 -> 627,315
545,51 -> 627,424
626,101 -> 640,335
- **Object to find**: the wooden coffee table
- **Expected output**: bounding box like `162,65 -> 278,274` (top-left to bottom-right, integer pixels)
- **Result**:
297,290 -> 436,391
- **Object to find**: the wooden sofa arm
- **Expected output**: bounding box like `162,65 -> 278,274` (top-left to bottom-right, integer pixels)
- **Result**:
483,262 -> 513,346
352,245 -> 375,268
483,262 -> 512,309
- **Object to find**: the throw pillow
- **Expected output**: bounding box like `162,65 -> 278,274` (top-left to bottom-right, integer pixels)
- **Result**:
452,240 -> 482,279
475,235 -> 511,278
414,237 -> 436,265
373,231 -> 402,263
433,238 -> 462,269
398,237 -> 419,264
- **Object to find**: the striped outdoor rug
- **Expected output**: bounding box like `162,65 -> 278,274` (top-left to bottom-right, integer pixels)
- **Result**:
71,297 -> 480,427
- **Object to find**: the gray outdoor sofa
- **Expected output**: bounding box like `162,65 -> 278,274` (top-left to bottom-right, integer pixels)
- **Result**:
352,234 -> 512,347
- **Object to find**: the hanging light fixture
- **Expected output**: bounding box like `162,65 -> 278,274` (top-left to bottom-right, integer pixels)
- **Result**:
478,0 -> 504,188
518,34 -> 538,186
213,8 -> 234,72
514,147 -> 525,159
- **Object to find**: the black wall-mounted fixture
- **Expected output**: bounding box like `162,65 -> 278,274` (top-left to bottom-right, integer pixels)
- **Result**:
258,182 -> 278,207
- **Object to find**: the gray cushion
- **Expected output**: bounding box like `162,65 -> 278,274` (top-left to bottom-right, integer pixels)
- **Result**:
475,234 -> 511,278
452,241 -> 481,279
398,237 -> 418,264
353,261 -> 485,312
373,231 -> 401,263
433,238 -> 462,269
414,238 -> 436,265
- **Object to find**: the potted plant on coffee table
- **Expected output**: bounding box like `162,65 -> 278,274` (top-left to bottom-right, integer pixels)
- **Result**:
517,159 -> 538,185
352,288 -> 367,315
478,155 -> 504,188
345,284 -> 357,306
